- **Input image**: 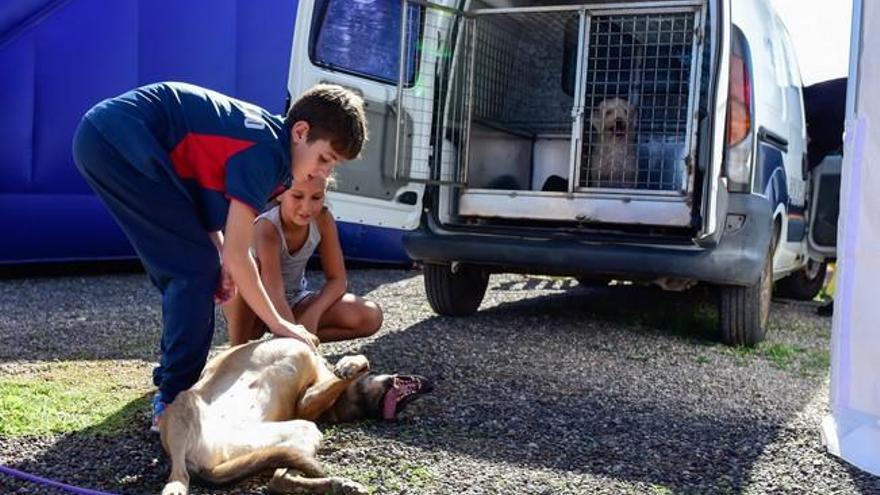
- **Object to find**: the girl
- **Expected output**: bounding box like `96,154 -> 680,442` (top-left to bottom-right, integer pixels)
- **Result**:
223,176 -> 383,345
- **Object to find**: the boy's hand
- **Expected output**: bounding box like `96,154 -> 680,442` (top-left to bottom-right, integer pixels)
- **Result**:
214,264 -> 237,304
272,321 -> 320,351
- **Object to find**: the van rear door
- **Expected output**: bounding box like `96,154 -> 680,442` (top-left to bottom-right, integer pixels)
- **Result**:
697,0 -> 730,244
287,0 -> 462,232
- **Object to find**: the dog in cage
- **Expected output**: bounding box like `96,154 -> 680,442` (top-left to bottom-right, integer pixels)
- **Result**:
588,97 -> 638,188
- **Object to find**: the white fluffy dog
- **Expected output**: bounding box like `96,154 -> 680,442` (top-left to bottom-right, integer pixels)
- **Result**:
588,98 -> 638,188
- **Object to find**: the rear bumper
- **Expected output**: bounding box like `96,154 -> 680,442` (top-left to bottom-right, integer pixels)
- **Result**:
404,193 -> 772,286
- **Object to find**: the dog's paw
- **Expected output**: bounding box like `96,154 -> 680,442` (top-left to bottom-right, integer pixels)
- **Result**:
330,477 -> 369,495
161,481 -> 188,495
333,355 -> 369,379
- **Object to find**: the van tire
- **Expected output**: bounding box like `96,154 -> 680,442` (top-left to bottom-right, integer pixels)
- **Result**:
718,237 -> 775,347
424,263 -> 489,317
776,260 -> 827,301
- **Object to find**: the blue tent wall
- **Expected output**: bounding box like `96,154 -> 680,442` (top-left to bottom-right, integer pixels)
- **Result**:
0,0 -> 299,263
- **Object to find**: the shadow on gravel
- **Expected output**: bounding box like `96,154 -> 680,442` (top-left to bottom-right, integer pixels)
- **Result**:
843,461 -> 880,494
1,392 -> 169,495
5,277 -> 873,494
0,392 -> 281,495
0,269 -> 418,363
491,281 -> 721,342
345,283 -> 839,493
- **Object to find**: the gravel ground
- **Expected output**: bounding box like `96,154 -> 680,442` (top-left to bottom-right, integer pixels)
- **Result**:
1,268 -> 879,494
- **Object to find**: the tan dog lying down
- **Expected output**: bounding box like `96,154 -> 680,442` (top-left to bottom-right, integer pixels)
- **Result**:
158,338 -> 432,495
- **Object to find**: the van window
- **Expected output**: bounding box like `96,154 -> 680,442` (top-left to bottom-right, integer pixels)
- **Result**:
310,0 -> 422,85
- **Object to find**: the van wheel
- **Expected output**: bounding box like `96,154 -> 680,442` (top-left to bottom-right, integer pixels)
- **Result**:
718,238 -> 775,347
424,263 -> 489,316
775,260 -> 828,301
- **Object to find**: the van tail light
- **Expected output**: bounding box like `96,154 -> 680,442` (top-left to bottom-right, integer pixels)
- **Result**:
724,27 -> 754,192
727,53 -> 751,145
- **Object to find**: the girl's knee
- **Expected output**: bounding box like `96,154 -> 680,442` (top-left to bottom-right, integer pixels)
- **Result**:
361,301 -> 383,335
223,295 -> 261,345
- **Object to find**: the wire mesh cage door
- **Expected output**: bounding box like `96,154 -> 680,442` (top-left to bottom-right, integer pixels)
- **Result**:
393,0 -> 473,187
576,5 -> 706,195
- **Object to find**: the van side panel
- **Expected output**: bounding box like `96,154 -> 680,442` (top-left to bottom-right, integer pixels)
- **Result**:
731,0 -> 808,276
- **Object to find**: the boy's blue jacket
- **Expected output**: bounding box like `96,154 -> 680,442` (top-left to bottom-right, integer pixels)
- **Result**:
85,82 -> 292,231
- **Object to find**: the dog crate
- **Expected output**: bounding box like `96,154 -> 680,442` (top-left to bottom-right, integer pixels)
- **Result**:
395,1 -> 708,226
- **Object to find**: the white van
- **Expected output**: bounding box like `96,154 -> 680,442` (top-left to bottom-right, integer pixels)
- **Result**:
288,0 -> 838,346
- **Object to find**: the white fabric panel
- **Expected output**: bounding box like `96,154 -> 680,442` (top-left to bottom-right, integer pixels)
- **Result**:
821,0 -> 880,476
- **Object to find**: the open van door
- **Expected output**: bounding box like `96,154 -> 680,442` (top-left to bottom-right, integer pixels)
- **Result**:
697,0 -> 731,246
287,0 -> 463,239
802,77 -> 847,261
807,154 -> 840,260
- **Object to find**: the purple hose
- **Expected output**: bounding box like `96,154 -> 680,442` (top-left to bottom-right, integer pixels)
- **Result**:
0,464 -> 118,495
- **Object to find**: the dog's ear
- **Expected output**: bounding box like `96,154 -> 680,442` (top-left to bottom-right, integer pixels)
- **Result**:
321,373 -> 386,423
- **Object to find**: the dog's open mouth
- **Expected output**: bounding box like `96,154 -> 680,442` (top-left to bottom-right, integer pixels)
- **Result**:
381,375 -> 433,420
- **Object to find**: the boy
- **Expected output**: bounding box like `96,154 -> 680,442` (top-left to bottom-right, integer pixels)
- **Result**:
72,82 -> 367,431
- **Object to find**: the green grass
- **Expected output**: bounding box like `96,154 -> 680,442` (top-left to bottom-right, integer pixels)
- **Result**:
648,485 -> 674,495
801,348 -> 832,375
329,456 -> 437,494
761,343 -> 800,370
725,342 -> 830,375
728,345 -> 757,367
0,361 -> 152,437
758,343 -> 830,375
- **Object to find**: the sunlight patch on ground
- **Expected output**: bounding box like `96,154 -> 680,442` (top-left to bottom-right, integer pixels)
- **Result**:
0,360 -> 154,436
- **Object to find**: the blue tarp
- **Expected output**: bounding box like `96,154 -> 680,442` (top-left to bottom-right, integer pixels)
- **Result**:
0,0 -> 298,263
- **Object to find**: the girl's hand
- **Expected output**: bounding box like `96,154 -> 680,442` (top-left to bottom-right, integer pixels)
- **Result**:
214,264 -> 237,304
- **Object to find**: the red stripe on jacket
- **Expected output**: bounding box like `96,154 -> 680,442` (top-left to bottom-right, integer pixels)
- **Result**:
170,133 -> 256,191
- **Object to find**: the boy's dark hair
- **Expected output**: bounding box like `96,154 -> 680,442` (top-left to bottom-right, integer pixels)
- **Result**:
286,84 -> 368,160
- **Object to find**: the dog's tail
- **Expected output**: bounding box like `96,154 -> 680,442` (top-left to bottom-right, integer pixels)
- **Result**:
197,446 -> 325,485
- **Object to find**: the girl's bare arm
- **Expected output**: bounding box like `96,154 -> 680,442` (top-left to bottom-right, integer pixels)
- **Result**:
301,209 -> 348,321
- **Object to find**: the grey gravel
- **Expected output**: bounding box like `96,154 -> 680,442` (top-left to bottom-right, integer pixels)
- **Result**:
1,268 -> 879,494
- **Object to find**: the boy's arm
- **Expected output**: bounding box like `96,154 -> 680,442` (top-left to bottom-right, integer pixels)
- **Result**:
224,200 -> 318,349
298,210 -> 347,330
253,219 -> 297,323
208,231 -> 235,303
